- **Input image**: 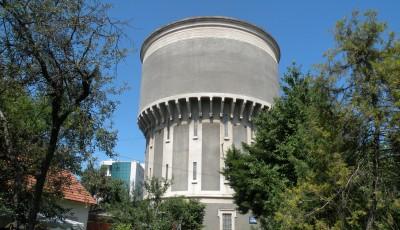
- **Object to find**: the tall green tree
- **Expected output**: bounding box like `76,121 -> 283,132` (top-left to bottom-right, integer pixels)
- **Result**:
327,11 -> 400,229
0,0 -> 127,228
224,11 -> 400,229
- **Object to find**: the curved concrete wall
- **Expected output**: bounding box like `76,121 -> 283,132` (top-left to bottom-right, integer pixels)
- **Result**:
139,17 -> 280,113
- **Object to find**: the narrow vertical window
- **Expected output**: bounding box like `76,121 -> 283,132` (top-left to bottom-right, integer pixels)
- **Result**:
166,121 -> 170,141
193,119 -> 198,138
149,168 -> 152,178
193,162 -> 197,181
165,164 -> 169,180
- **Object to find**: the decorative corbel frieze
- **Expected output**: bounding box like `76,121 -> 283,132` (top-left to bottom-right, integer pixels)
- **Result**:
186,98 -> 191,119
198,97 -> 202,118
175,100 -> 182,119
209,97 -> 213,117
156,104 -> 164,124
230,99 -> 236,119
166,101 -> 173,121
239,100 -> 246,120
220,98 -> 225,118
248,101 -> 255,121
150,107 -> 159,126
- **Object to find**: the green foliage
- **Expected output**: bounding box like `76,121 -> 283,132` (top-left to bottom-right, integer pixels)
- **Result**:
224,11 -> 400,230
113,223 -> 132,230
325,10 -> 400,229
160,197 -> 205,230
110,177 -> 205,230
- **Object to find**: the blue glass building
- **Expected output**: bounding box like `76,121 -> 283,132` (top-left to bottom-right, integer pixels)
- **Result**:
101,160 -> 144,197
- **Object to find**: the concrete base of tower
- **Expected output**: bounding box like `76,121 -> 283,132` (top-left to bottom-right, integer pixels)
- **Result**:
201,199 -> 259,230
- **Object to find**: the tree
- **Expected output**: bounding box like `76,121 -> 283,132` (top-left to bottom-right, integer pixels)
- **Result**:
111,177 -> 205,230
224,11 -> 400,229
0,0 -> 127,228
224,65 -> 347,228
328,11 -> 400,229
160,197 -> 205,230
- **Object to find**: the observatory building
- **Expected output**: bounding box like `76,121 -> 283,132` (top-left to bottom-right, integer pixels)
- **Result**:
137,17 -> 280,229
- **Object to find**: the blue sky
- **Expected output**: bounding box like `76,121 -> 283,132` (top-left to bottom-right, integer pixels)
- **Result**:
95,0 -> 400,164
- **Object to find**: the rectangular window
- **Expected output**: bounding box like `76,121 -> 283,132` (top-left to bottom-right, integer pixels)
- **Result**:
165,164 -> 169,180
193,162 -> 197,181
149,168 -> 152,178
166,121 -> 170,141
222,213 -> 232,230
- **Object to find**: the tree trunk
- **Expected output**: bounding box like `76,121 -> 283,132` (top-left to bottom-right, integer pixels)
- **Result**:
27,98 -> 62,230
366,118 -> 380,230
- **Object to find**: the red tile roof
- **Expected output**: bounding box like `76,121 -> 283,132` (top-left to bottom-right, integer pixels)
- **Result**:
28,171 -> 96,205
60,171 -> 96,205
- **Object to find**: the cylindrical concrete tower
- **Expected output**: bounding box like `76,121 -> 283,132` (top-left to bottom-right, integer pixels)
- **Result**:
138,17 -> 280,229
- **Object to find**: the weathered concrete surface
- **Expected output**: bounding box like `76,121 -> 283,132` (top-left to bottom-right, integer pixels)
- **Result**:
140,38 -> 278,111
